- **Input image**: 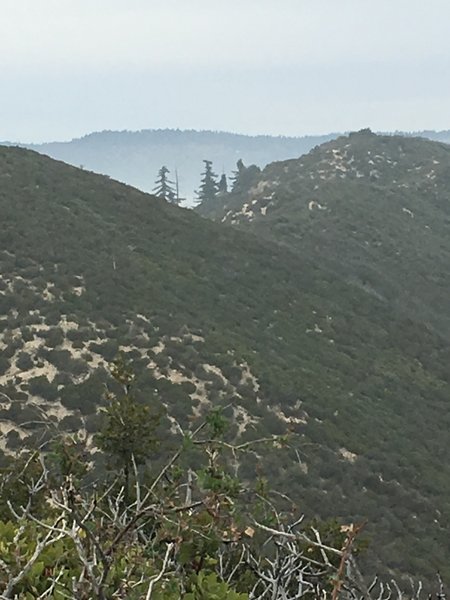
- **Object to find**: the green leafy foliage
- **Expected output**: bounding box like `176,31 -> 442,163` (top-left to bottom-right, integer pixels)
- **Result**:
0,389 -> 367,599
185,572 -> 248,599
0,520 -> 79,598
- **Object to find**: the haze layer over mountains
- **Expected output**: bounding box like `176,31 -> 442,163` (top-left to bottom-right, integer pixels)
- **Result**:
4,128 -> 450,204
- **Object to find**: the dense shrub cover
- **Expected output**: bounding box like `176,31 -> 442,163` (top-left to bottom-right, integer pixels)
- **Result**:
1,142 -> 450,580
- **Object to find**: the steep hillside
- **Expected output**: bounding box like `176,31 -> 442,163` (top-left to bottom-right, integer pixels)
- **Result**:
1,145 -> 450,581
198,130 -> 450,338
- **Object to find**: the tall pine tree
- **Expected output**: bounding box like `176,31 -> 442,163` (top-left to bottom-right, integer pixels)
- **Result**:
196,160 -> 218,205
153,166 -> 178,204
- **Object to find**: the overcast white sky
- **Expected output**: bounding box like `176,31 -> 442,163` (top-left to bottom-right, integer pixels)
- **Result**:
2,0 -> 450,142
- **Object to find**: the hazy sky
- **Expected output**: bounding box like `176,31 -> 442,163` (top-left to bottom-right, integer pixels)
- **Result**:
2,0 -> 450,142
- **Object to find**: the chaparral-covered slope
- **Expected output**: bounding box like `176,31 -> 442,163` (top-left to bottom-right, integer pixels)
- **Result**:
1,144 -> 450,580
198,129 -> 450,338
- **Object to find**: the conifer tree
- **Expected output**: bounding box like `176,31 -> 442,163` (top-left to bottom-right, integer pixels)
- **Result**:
196,159 -> 218,204
231,159 -> 261,194
153,166 -> 178,204
218,173 -> 228,194
230,159 -> 245,192
95,357 -> 161,502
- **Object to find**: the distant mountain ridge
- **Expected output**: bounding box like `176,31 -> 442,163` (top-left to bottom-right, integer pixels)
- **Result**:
3,127 -> 450,205
17,129 -> 338,204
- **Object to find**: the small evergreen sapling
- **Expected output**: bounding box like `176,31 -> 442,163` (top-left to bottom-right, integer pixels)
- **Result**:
95,356 -> 161,501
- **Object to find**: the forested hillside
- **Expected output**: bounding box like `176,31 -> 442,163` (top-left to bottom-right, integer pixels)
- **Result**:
1,144 -> 450,583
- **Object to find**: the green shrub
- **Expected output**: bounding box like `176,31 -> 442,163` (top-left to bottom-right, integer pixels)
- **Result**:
59,414 -> 83,431
44,327 -> 65,348
185,572 -> 248,599
16,351 -> 34,372
28,376 -> 59,401
0,356 -> 10,376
